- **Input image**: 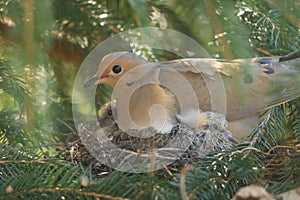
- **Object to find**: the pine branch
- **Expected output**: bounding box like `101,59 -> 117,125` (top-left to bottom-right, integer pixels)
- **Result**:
0,61 -> 26,109
237,0 -> 299,54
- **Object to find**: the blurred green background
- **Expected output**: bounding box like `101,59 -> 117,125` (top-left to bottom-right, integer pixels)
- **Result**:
0,0 -> 299,199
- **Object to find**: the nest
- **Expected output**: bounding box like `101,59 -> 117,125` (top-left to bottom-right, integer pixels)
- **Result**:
263,142 -> 300,182
58,102 -> 237,176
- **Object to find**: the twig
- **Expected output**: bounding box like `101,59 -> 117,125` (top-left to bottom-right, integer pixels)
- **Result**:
149,141 -> 157,177
163,165 -> 176,180
267,145 -> 296,154
250,44 -> 273,56
0,159 -> 46,164
57,118 -> 77,134
16,143 -> 65,149
180,165 -> 192,200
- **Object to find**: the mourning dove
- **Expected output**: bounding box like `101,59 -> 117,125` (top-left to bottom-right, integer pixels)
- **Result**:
85,51 -> 300,138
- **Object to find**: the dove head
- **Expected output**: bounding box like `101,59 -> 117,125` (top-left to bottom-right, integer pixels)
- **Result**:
84,51 -> 147,88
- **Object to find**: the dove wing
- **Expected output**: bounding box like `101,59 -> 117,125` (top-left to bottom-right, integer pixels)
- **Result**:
118,52 -> 300,120
157,55 -> 300,119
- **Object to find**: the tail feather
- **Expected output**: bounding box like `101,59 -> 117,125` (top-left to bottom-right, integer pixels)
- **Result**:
257,50 -> 300,64
279,51 -> 300,62
268,51 -> 300,108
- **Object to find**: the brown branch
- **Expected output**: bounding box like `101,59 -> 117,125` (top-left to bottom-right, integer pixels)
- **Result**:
0,69 -> 23,86
0,21 -> 85,66
23,0 -> 35,130
0,159 -> 46,164
250,44 -> 274,56
47,39 -> 85,66
203,0 -> 233,59
180,165 -> 192,200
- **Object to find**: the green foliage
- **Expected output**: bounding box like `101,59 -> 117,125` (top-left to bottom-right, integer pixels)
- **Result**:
0,0 -> 299,199
0,144 -> 81,199
237,0 -> 299,54
0,110 -> 23,145
0,59 -> 26,110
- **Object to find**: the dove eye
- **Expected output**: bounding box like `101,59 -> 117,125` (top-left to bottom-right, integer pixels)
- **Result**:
107,109 -> 112,116
111,64 -> 123,75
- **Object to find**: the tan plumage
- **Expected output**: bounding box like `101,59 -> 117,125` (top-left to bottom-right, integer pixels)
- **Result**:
85,51 -> 300,138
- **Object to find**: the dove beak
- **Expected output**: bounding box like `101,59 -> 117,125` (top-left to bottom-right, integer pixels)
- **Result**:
84,74 -> 108,88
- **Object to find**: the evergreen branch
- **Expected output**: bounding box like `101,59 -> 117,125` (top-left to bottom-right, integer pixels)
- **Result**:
148,2 -> 194,38
0,68 -> 21,86
3,187 -> 130,200
237,1 -> 299,54
0,63 -> 27,108
249,109 -> 273,148
257,12 -> 295,47
62,0 -> 120,33
135,189 -> 166,200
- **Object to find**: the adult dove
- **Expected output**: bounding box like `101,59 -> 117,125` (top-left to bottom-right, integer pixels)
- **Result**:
85,51 -> 300,138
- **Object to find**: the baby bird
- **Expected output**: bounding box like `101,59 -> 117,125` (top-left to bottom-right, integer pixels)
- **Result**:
85,51 -> 300,138
97,101 -> 238,144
